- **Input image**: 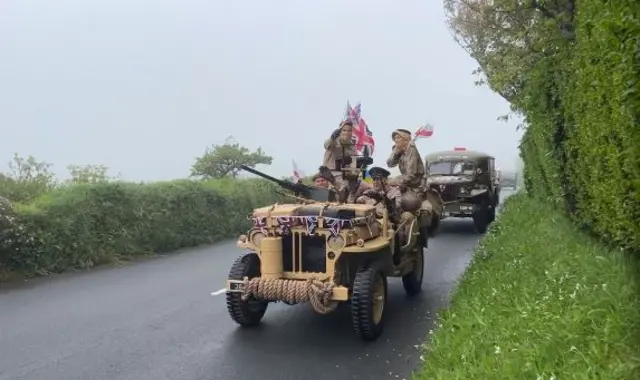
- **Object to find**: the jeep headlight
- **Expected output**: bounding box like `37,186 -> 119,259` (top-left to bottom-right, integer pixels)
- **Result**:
327,235 -> 345,251
249,231 -> 266,248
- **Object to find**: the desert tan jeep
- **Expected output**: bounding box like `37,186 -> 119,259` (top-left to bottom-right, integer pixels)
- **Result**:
224,158 -> 427,341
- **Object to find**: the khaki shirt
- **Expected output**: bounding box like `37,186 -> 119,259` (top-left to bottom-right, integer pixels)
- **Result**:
357,184 -> 402,219
386,143 -> 426,189
323,137 -> 357,171
346,181 -> 373,203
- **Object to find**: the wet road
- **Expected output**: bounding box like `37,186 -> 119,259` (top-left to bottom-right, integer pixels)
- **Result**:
0,190 -> 513,380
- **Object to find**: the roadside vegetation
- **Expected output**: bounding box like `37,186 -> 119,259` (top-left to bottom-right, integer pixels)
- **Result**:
414,194 -> 640,379
416,0 -> 639,378
0,137 -> 284,280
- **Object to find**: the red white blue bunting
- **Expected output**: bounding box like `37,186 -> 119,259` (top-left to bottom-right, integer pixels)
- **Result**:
251,215 -> 364,237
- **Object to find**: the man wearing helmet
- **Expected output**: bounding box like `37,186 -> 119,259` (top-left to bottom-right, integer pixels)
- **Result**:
323,120 -> 357,186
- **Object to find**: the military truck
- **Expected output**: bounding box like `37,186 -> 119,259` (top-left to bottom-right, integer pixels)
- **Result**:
224,156 -> 430,341
424,148 -> 499,233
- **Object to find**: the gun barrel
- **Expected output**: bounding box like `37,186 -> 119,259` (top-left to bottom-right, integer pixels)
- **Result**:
239,164 -> 311,196
239,165 -> 282,183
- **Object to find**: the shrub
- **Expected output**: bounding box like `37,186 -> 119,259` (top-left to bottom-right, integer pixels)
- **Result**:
444,0 -> 640,253
414,193 -> 640,379
0,178 -> 283,277
518,0 -> 640,252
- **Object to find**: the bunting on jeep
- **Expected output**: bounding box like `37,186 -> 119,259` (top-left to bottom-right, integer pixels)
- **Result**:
252,214 -> 374,237
251,216 -> 268,234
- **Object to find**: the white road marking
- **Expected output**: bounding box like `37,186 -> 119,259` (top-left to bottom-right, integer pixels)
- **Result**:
210,288 -> 226,296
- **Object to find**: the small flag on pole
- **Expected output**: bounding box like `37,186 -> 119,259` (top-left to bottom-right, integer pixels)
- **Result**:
292,159 -> 304,182
414,123 -> 434,139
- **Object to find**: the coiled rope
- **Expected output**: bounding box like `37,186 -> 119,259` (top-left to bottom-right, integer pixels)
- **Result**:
241,277 -> 338,314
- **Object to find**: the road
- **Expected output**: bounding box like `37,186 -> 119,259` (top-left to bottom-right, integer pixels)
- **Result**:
0,190 -> 514,380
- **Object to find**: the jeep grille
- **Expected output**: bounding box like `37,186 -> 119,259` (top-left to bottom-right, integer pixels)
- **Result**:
282,232 -> 327,273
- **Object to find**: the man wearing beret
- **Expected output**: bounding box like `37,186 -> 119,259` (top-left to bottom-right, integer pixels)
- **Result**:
323,120 -> 357,185
357,166 -> 402,222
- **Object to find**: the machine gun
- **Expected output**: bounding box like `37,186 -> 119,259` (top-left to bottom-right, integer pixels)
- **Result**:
317,154 -> 374,204
239,165 -> 337,203
363,188 -> 396,219
336,154 -> 374,203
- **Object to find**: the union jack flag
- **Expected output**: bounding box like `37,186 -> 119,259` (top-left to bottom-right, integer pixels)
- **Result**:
343,101 -> 375,156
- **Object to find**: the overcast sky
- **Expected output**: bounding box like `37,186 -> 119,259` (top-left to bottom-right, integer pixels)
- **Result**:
0,0 -> 523,181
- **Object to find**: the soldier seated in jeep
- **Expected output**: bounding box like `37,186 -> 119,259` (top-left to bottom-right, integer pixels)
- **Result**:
356,166 -> 402,222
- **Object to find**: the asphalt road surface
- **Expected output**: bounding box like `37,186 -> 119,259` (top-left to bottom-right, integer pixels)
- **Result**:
0,190 -> 514,380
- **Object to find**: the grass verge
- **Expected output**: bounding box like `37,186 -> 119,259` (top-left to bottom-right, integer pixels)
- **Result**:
413,193 -> 640,380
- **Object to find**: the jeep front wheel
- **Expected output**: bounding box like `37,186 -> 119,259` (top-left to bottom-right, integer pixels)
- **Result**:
226,252 -> 268,327
351,263 -> 388,341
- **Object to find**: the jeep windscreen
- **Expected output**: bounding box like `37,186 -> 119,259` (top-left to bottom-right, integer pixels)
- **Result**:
429,161 -> 475,176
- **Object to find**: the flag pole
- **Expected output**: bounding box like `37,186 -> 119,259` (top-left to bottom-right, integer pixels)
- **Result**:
343,100 -> 351,122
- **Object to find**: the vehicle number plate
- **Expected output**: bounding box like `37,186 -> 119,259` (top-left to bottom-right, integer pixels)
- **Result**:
228,280 -> 245,292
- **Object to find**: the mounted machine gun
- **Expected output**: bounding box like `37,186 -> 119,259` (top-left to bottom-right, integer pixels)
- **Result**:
239,164 -> 337,203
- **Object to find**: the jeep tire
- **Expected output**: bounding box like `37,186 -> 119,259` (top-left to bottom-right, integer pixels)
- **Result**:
351,263 -> 388,341
226,252 -> 268,327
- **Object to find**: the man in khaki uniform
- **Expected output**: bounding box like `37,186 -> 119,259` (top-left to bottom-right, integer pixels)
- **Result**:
386,128 -> 437,239
386,129 -> 425,191
316,165 -> 373,204
356,166 -> 402,221
323,120 -> 357,185
347,179 -> 374,204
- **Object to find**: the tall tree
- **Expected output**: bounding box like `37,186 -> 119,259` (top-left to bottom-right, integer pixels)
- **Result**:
0,154 -> 56,202
442,0 -> 575,106
190,137 -> 273,179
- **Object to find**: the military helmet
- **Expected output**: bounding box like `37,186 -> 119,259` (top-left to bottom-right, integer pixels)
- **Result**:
400,191 -> 421,212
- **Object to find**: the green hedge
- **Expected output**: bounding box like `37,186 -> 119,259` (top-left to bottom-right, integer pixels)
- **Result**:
414,193 -> 640,379
519,0 -> 640,252
0,178 -> 283,277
